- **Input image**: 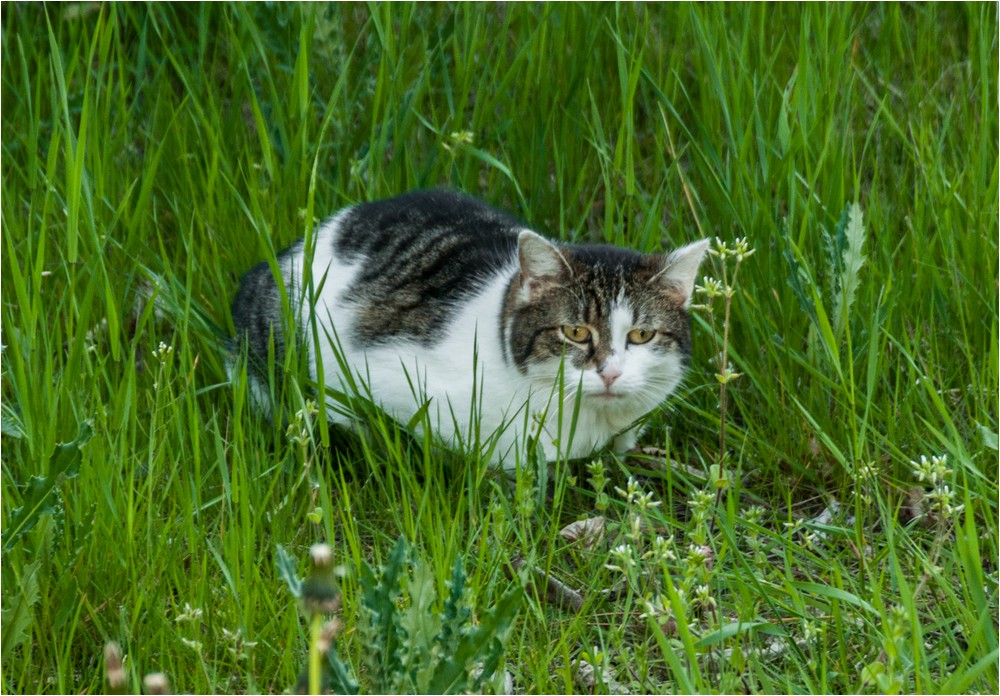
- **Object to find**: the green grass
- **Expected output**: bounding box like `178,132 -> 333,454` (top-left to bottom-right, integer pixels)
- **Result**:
2,2 -> 997,693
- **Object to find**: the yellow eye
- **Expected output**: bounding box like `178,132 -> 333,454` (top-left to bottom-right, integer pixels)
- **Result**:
561,325 -> 592,343
627,328 -> 656,345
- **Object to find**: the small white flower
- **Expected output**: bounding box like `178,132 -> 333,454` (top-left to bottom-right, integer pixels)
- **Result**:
854,461 -> 877,480
693,583 -> 717,609
640,593 -> 672,621
627,514 -> 644,544
174,602 -> 203,623
688,490 -> 715,514
742,505 -> 765,525
911,454 -> 952,486
642,535 -> 676,564
442,130 -> 475,152
586,459 -> 607,478
926,485 -> 964,519
286,422 -> 309,445
715,363 -> 743,384
635,490 -> 662,511
732,237 -> 756,262
783,518 -> 804,533
685,544 -> 710,568
695,276 -> 724,299
708,237 -> 728,257
614,476 -> 642,505
152,341 -> 174,364
605,543 -> 638,574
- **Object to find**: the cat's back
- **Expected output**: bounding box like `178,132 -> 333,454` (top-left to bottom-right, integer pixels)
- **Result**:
334,190 -> 520,265
329,190 -> 523,346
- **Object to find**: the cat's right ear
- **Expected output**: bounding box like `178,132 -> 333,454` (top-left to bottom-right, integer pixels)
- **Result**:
517,230 -> 569,302
652,238 -> 710,308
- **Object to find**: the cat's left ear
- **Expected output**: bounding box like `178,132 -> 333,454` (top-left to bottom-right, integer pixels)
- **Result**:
653,239 -> 710,308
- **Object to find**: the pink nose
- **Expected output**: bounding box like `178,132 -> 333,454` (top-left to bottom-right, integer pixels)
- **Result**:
599,365 -> 622,388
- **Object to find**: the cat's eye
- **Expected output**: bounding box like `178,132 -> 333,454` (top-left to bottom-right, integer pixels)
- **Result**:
627,328 -> 656,345
561,325 -> 592,343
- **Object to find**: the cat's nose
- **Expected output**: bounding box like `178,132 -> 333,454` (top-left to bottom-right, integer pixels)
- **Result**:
598,364 -> 622,388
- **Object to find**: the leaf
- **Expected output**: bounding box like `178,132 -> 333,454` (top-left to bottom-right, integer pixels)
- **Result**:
1,560 -> 41,662
360,537 -> 409,686
573,658 -> 631,695
939,647 -> 1000,694
436,556 -> 470,654
779,220 -> 817,321
400,562 -> 441,693
559,516 -> 606,550
978,423 -> 998,451
461,145 -> 527,209
427,583 -> 524,694
694,620 -> 769,648
822,205 -> 849,301
647,614 -> 697,693
834,201 -> 867,339
275,545 -> 303,598
405,398 -> 433,432
777,101 -> 791,156
533,433 -> 548,512
777,69 -> 796,156
3,421 -> 93,552
1,411 -> 24,438
860,661 -> 885,686
324,641 -> 360,695
791,581 -> 876,615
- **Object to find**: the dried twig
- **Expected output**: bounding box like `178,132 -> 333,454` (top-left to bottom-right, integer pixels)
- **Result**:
507,556 -> 584,612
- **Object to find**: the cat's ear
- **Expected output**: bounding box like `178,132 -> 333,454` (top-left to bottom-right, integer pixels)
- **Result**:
653,239 -> 710,308
517,230 -> 570,302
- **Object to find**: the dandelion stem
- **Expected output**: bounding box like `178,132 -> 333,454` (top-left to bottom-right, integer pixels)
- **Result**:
309,612 -> 323,695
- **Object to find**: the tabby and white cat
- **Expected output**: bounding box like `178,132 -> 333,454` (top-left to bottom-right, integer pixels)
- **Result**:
230,190 -> 708,471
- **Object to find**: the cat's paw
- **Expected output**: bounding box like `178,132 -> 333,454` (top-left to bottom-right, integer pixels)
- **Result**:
611,430 -> 639,453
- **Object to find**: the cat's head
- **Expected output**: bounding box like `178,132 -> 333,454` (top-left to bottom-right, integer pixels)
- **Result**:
504,231 -> 709,419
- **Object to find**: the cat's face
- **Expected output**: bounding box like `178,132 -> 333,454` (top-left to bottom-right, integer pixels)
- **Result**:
505,232 -> 709,417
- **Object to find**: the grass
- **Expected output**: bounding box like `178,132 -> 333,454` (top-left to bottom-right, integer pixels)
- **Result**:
1,2 -> 997,693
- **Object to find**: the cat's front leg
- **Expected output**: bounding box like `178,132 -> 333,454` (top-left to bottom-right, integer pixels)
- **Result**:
611,425 -> 643,454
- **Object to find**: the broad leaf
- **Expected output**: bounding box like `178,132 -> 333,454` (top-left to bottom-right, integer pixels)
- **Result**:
275,544 -> 303,598
0,560 -> 41,662
3,421 -> 94,552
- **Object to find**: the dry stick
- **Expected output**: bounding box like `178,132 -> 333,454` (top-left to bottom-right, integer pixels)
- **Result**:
718,266 -> 731,459
506,557 -> 584,612
707,258 -> 744,546
628,446 -> 709,480
716,258 -> 744,462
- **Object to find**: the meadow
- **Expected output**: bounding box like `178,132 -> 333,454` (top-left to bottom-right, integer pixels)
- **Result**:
1,3 -> 997,693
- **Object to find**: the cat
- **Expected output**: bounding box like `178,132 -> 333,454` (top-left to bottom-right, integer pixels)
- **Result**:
229,190 -> 708,472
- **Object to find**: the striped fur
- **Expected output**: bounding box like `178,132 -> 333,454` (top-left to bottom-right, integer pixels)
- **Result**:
230,190 -> 708,471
